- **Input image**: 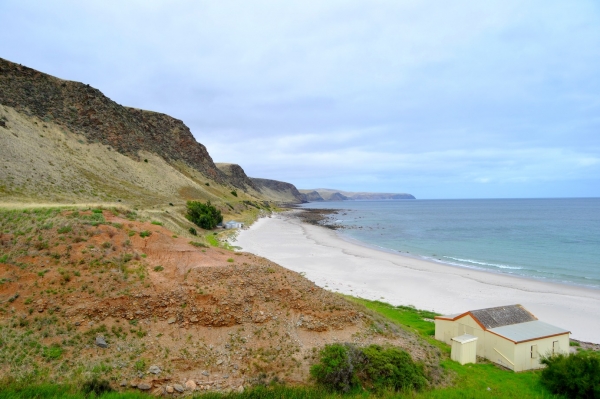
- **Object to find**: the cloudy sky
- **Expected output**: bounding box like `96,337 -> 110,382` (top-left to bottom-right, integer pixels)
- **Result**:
2,1 -> 600,198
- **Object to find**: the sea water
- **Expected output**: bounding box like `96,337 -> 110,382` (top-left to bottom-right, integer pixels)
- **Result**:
301,198 -> 600,289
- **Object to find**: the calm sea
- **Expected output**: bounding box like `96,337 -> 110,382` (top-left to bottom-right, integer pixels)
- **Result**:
301,198 -> 600,289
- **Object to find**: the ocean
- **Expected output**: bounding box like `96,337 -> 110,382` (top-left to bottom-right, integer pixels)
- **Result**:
301,198 -> 600,289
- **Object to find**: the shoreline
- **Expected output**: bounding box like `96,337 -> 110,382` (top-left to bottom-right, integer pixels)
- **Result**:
235,211 -> 600,343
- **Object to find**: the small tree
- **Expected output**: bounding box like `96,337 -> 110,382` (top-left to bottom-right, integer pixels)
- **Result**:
186,201 -> 223,230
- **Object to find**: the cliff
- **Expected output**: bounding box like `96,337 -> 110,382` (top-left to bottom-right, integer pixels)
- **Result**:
0,57 -> 226,183
0,57 -> 306,205
300,188 -> 416,201
251,178 -> 307,204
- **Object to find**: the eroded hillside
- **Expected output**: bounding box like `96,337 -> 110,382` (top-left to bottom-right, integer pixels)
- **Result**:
0,207 -> 442,393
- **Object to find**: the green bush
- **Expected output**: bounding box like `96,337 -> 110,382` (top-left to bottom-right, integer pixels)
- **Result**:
540,351 -> 600,398
361,345 -> 428,392
186,201 -> 223,230
310,343 -> 427,393
310,343 -> 364,393
189,227 -> 197,236
139,230 -> 151,238
231,190 -> 238,197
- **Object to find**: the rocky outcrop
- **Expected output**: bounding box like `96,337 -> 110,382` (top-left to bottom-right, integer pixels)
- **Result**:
0,57 -> 226,183
215,163 -> 260,192
250,178 -> 307,204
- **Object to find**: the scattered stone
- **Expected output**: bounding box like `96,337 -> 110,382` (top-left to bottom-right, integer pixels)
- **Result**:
148,365 -> 161,374
120,380 -> 127,387
223,374 -> 229,379
173,384 -> 185,393
216,359 -> 223,365
138,382 -> 152,390
185,380 -> 197,391
166,385 -> 174,393
167,317 -> 176,324
202,371 -> 209,376
95,336 -> 108,348
130,381 -> 138,388
237,385 -> 244,393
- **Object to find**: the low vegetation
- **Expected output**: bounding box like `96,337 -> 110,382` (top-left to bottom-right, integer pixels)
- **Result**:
310,343 -> 427,393
186,201 -> 223,230
540,351 -> 600,398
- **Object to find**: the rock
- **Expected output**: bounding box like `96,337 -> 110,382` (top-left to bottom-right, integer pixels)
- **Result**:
173,384 -> 185,392
223,374 -> 229,379
185,380 -> 197,391
138,382 -> 152,390
120,380 -> 127,387
216,359 -> 223,365
202,371 -> 209,376
237,385 -> 244,393
167,317 -> 176,324
166,385 -> 174,393
148,365 -> 161,374
95,336 -> 108,348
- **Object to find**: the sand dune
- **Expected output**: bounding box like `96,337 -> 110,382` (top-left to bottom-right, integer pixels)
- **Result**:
235,212 -> 600,343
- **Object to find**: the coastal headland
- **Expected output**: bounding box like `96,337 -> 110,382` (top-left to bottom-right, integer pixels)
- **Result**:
235,210 -> 600,344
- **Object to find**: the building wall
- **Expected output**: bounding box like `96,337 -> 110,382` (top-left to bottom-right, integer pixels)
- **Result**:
484,332 -> 516,370
435,315 -> 485,353
513,334 -> 569,372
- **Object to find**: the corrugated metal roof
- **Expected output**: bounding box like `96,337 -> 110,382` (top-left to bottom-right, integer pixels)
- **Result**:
452,334 -> 478,344
488,320 -> 569,343
470,304 -> 537,329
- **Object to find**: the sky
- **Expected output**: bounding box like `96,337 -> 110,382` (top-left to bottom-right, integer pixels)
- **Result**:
2,1 -> 600,199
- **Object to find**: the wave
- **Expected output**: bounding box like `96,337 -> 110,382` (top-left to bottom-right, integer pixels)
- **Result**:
443,256 -> 523,270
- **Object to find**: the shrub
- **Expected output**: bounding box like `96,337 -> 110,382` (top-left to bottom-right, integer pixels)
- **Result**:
231,190 -> 238,197
186,201 -> 223,230
151,220 -> 162,226
139,230 -> 151,238
82,378 -> 113,396
153,266 -> 164,272
310,343 -> 427,394
189,241 -> 208,248
540,351 -> 600,399
310,343 -> 365,392
361,345 -> 428,392
189,227 -> 197,236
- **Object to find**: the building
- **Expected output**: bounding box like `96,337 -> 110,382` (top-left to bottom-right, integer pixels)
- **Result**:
435,304 -> 570,371
224,220 -> 244,229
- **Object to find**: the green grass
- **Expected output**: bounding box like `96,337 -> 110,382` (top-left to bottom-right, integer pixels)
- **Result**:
206,234 -> 219,247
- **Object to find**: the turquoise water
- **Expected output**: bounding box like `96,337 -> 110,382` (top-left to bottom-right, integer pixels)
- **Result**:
301,198 -> 600,289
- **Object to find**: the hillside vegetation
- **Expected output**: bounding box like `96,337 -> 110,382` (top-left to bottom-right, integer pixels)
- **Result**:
0,57 -> 304,210
0,206 -> 442,394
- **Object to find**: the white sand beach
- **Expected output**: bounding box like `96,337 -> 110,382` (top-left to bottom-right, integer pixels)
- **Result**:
234,212 -> 600,343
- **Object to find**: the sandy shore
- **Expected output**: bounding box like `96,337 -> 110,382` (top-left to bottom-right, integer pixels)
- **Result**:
234,212 -> 600,343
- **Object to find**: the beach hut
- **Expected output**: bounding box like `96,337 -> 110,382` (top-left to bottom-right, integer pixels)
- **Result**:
224,220 -> 244,229
451,334 -> 478,365
435,304 -> 570,371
